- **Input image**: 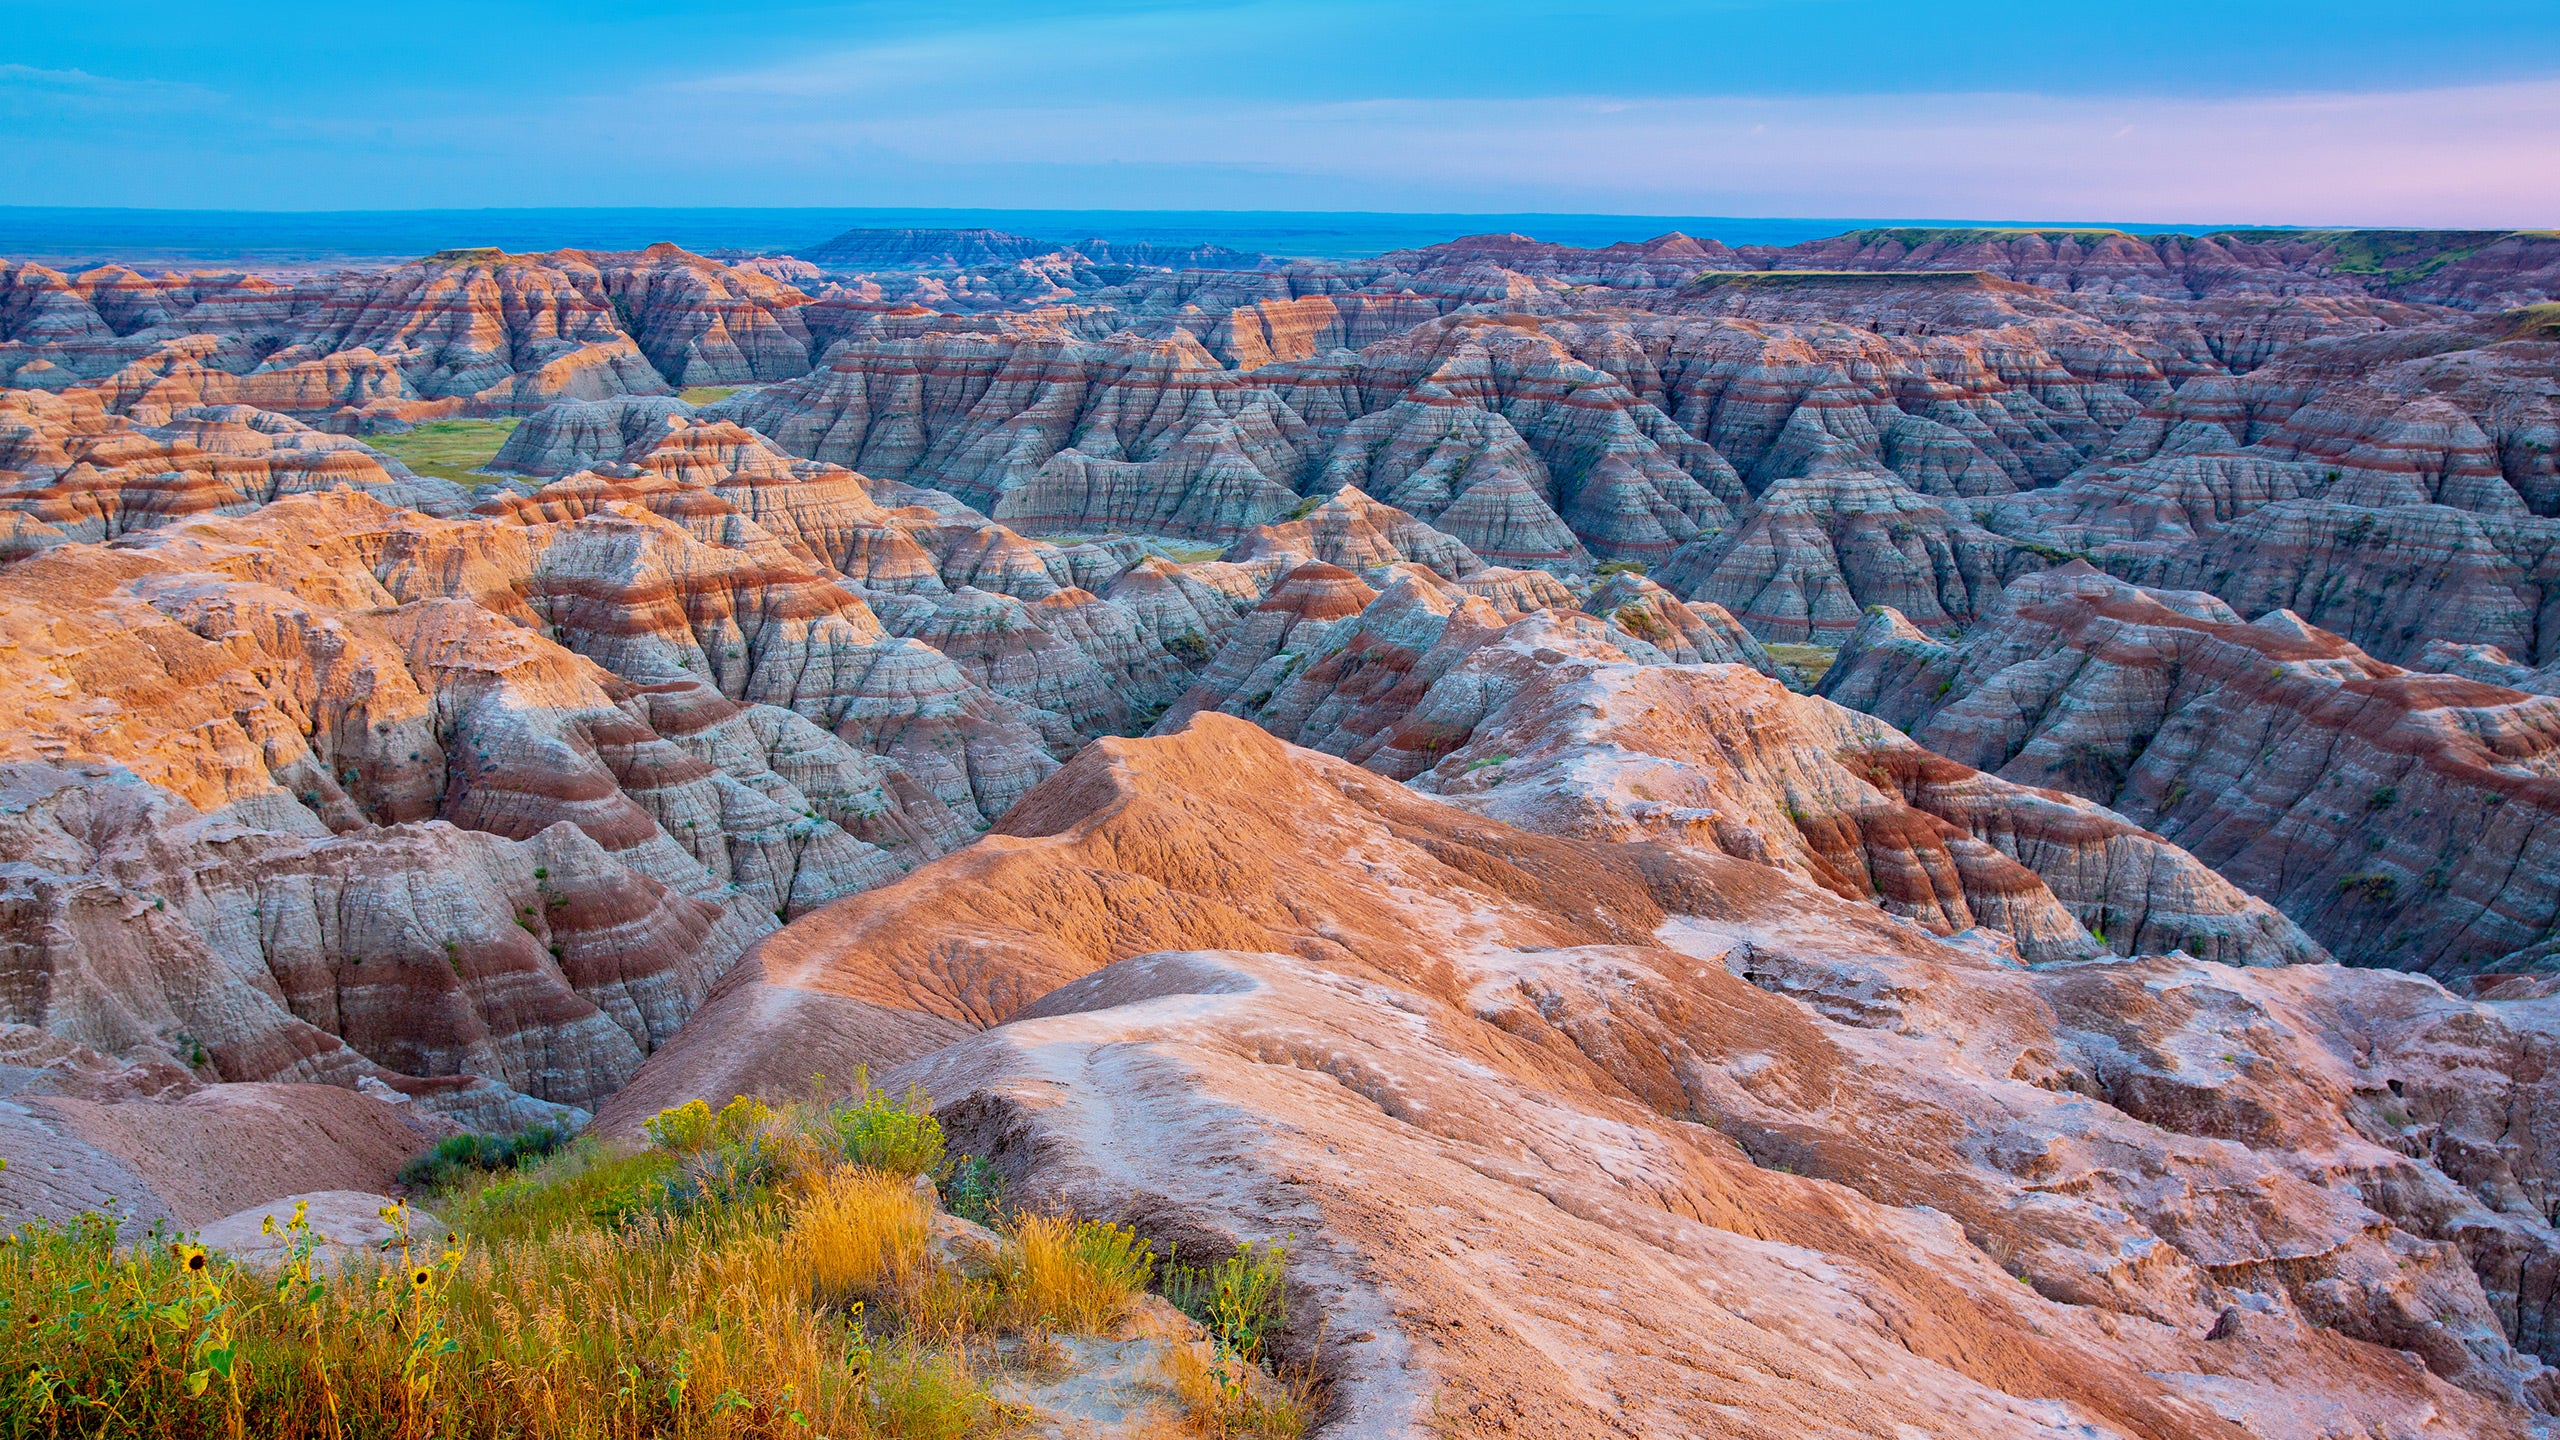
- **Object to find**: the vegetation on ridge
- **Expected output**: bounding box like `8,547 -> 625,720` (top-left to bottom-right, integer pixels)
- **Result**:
0,1075 -> 1306,1439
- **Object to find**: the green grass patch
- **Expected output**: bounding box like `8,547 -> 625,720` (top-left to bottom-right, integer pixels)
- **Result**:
0,1078 -> 1209,1439
1764,643 -> 1839,686
678,386 -> 741,404
367,418 -> 521,488
395,1123 -> 572,1193
2206,228 -> 2509,286
2503,303 -> 2560,341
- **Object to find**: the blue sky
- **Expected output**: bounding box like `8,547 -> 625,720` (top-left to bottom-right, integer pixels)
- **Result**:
5,1 -> 2558,224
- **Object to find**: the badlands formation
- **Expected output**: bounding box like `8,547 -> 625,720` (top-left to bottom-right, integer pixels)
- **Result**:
4,221 -> 2560,1434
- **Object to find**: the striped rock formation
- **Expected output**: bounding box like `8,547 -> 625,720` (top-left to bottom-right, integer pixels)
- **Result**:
1824,565 -> 2560,978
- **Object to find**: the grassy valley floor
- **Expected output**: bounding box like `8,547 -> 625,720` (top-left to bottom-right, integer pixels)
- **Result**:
365,419 -> 520,489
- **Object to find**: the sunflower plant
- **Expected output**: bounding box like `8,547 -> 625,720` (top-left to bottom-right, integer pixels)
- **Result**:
374,1202 -> 464,1439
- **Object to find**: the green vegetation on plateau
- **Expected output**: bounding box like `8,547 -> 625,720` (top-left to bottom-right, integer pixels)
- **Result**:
1842,226 -> 2136,247
678,386 -> 741,405
2506,303 -> 2560,341
367,419 -> 519,488
2211,228 -> 2509,286
1686,269 -> 1989,290
1764,643 -> 1840,688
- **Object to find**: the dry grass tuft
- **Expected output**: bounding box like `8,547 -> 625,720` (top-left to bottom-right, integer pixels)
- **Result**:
792,1166 -> 932,1306
1155,1339 -> 1313,1440
998,1213 -> 1155,1333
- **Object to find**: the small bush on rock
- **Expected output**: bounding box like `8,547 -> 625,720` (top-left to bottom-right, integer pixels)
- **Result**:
1163,1240 -> 1290,1364
941,1155 -> 1008,1226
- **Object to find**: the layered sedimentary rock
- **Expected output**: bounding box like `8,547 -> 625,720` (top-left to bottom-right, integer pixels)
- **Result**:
0,245 -> 848,428
0,445 -> 1122,1109
9,223 -> 2560,1369
1989,325 -> 2560,665
1580,571 -> 1771,668
1227,485 -> 1483,578
600,715 -> 2560,1435
0,398 -> 468,558
1403,620 -> 2320,966
488,394 -> 697,475
1825,565 -> 2560,977
282,243 -> 820,396
1160,563 -> 2288,965
711,330 -> 1316,538
706,277 -> 2288,621
1654,451 -> 2041,639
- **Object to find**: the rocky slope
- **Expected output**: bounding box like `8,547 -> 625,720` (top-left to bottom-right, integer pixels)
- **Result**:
0,392 -> 469,559
1825,565 -> 2560,980
0,1025 -> 439,1229
1159,563 -> 2310,968
599,714 -> 2560,1437
0,453 -> 1009,1109
0,244 -> 851,428
1985,321 -> 2560,666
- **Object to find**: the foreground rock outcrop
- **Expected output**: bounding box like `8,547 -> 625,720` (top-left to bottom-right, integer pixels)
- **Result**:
602,714 -> 2560,1436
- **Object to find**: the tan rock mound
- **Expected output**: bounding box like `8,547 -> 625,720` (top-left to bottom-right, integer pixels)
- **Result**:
194,1191 -> 451,1268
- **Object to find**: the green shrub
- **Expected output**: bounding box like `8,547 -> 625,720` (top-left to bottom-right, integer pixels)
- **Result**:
1163,1240 -> 1289,1364
641,1094 -> 772,1156
827,1076 -> 947,1179
1594,558 -> 1647,577
442,1141 -> 681,1239
941,1155 -> 1008,1226
643,1098 -> 718,1153
398,1123 -> 573,1190
713,1094 -> 773,1143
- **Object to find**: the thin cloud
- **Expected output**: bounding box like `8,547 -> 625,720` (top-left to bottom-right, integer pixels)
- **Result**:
0,64 -> 218,104
585,75 -> 2560,226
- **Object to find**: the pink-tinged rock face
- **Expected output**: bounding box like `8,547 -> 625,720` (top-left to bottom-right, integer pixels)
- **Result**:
1828,565 -> 2560,976
0,398 -> 471,559
1228,484 -> 1484,579
1654,453 -> 2041,640
0,245 -> 832,426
